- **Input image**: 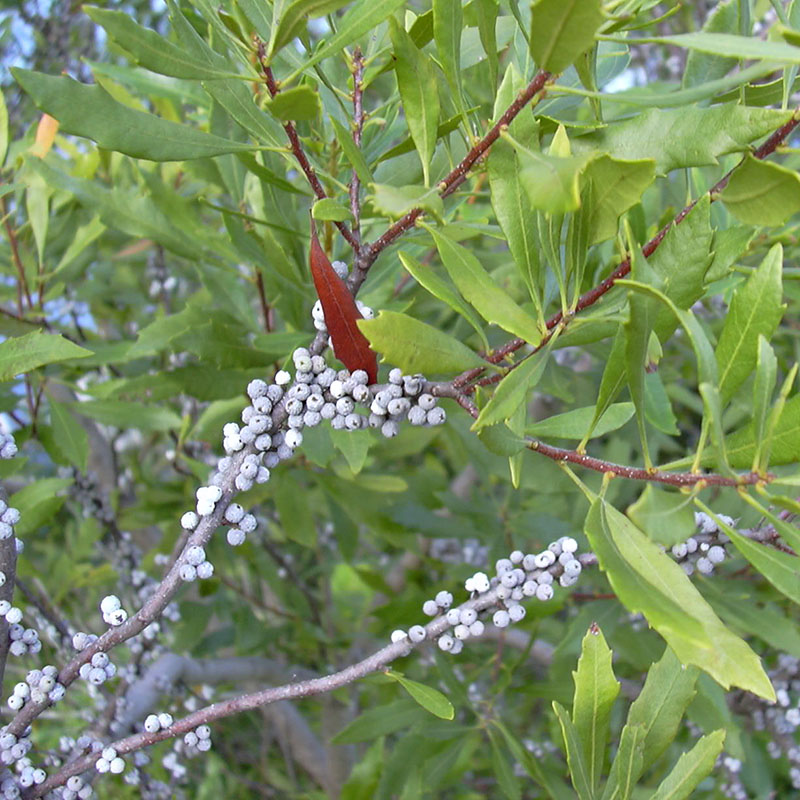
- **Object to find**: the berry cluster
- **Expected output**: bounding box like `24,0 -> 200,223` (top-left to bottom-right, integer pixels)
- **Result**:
0,601 -> 39,658
94,745 -> 125,775
7,666 -> 64,714
181,724 -> 212,754
670,511 -> 732,576
142,712 -> 173,734
0,730 -> 32,769
99,594 -> 128,627
75,642 -> 116,687
61,773 -> 93,800
0,429 -> 17,461
396,538 -> 585,655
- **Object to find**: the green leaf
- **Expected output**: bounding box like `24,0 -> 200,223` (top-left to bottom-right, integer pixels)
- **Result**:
634,31 -> 800,63
84,6 -> 236,79
706,224 -> 755,283
264,85 -> 321,121
0,331 -> 91,380
332,700 -> 427,744
477,422 -> 528,457
433,0 -> 464,115
426,226 -> 543,345
650,730 -> 726,800
398,252 -> 489,349
358,311 -> 487,376
682,0 -> 739,88
389,18 -> 440,186
721,155 -> 800,225
48,400 -> 89,473
698,503 -> 800,606
0,89 -> 8,166
71,400 -> 182,432
721,394 -> 800,468
600,723 -> 645,800
312,198 -> 352,221
270,0 -> 350,59
552,701 -> 593,800
527,402 -> 634,440
627,486 -> 696,548
530,0 -> 604,72
581,156 -> 656,243
286,0 -> 407,80
572,625 -> 619,793
330,117 -> 374,186
716,243 -> 784,403
476,0 -> 499,88
489,66 -> 542,308
576,106 -> 791,175
369,184 -> 443,220
385,670 -> 455,719
584,499 -> 774,699
473,348 -> 551,431
518,149 -> 587,214
488,729 -> 522,800
624,648 -> 698,772
751,336 -> 778,470
13,69 -> 252,161
11,478 -> 73,536
275,471 -> 316,546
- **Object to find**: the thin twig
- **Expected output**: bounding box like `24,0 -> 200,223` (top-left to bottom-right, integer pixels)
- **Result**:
455,111 -> 800,391
257,43 -> 360,252
0,489 -> 18,694
349,69 -> 553,292
349,48 -> 365,247
1,197 -> 34,311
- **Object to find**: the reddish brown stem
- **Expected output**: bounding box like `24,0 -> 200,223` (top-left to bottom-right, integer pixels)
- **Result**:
254,270 -> 273,332
1,198 -> 34,311
258,51 -> 360,252
349,49 -> 365,244
456,112 -> 800,391
350,69 -> 553,291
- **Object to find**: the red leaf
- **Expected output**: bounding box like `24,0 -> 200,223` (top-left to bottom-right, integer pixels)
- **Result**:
309,223 -> 378,384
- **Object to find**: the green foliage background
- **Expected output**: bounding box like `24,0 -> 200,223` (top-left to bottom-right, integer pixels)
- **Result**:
1,0 -> 800,797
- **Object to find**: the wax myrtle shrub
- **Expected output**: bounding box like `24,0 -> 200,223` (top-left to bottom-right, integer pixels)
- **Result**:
1,0 -> 800,797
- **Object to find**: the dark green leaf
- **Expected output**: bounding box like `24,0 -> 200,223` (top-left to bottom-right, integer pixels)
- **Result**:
48,400 -> 89,473
71,400 -> 182,431
530,0 -> 604,72
0,331 -> 91,380
527,403 -> 634,440
721,155 -> 800,225
572,625 -> 619,793
265,85 -> 321,121
332,699 -> 427,743
270,0 -> 350,59
627,486 -> 696,548
385,670 -> 455,719
716,243 -> 784,403
389,18 -> 440,186
13,70 -> 252,161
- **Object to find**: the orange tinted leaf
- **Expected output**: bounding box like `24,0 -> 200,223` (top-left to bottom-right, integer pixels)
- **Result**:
309,223 -> 377,384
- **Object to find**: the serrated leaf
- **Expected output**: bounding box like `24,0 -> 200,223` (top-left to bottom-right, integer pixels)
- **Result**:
0,331 -> 91,380
625,648 -> 698,772
264,85 -> 321,121
530,0 -> 604,72
84,6 -> 236,79
584,499 -> 774,700
650,730 -> 726,800
576,106 -> 791,175
721,155 -> 800,225
601,723 -> 645,800
389,18 -> 440,186
527,403 -> 635,440
553,701 -> 593,800
572,625 -> 619,793
385,670 -> 454,719
426,226 -> 542,345
398,252 -> 489,349
13,69 -> 252,161
716,244 -> 784,403
582,155 -> 655,243
359,311 -> 486,376
518,149 -> 587,214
